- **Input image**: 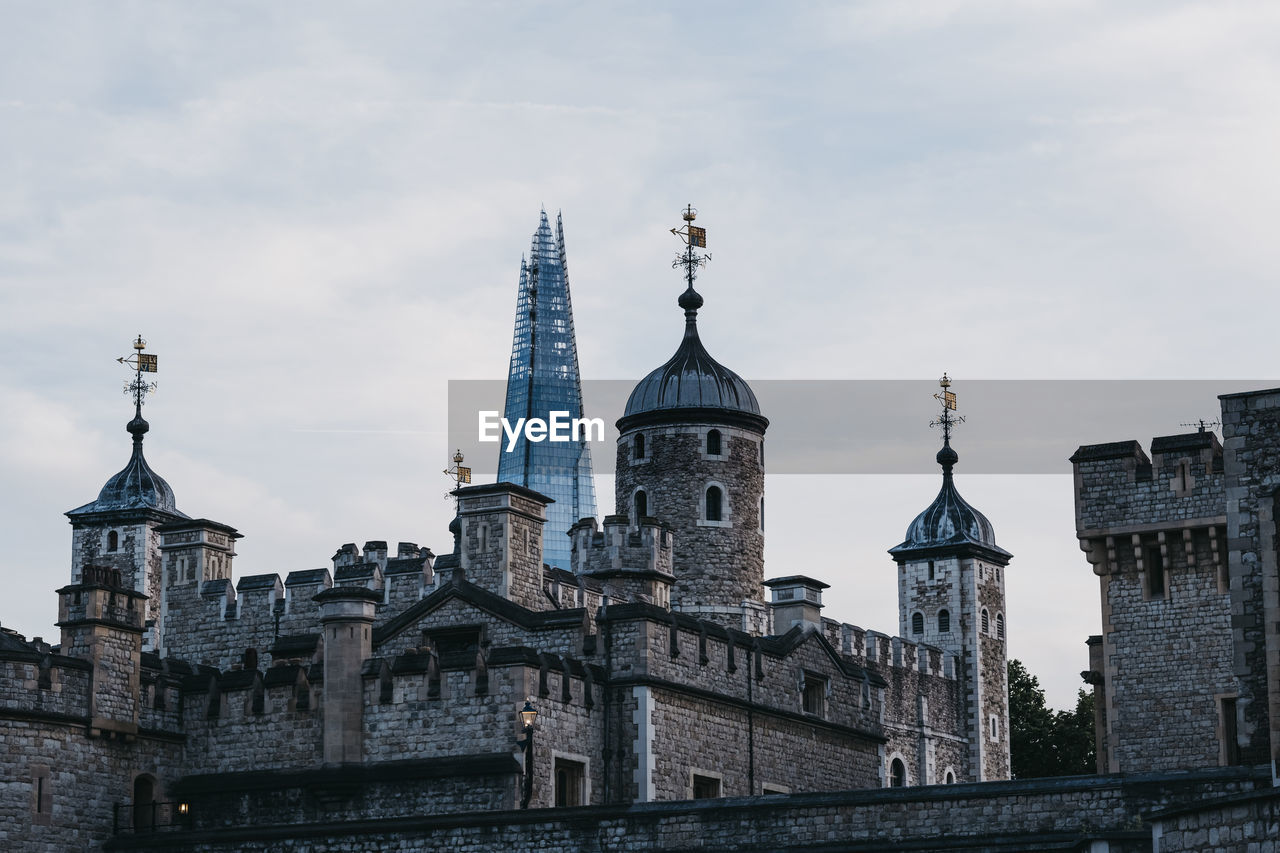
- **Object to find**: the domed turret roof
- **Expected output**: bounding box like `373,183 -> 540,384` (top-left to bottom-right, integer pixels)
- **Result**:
67,412 -> 186,518
619,285 -> 767,432
889,440 -> 1009,561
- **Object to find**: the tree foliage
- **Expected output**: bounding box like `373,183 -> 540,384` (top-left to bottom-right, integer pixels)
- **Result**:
1008,659 -> 1096,779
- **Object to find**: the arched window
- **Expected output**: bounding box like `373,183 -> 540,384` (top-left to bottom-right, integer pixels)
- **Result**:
938,609 -> 950,633
890,758 -> 906,787
706,429 -> 722,455
633,433 -> 646,460
634,490 -> 648,520
759,496 -> 765,532
911,612 -> 924,635
108,530 -> 118,552
996,612 -> 1005,640
981,608 -> 990,635
944,769 -> 956,784
133,775 -> 156,831
705,486 -> 723,522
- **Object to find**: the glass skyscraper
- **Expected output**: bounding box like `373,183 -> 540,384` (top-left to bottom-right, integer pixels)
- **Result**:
497,210 -> 597,569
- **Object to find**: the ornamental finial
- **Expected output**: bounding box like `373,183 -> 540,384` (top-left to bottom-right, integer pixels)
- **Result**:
670,204 -> 710,304
929,373 -> 965,473
116,335 -> 158,441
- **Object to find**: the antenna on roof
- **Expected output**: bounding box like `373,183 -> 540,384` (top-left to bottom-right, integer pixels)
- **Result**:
1179,419 -> 1220,434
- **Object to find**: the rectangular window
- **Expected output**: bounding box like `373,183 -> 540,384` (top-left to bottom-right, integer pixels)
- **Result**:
1220,697 -> 1239,766
31,765 -> 51,825
1146,546 -> 1166,598
554,758 -> 585,807
802,674 -> 826,717
692,773 -> 721,799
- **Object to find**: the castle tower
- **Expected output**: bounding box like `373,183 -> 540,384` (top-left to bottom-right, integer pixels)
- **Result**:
65,337 -> 188,653
889,377 -> 1012,781
497,210 -> 597,570
615,207 -> 768,632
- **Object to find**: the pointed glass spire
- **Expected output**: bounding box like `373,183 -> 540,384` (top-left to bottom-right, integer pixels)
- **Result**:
497,210 -> 597,570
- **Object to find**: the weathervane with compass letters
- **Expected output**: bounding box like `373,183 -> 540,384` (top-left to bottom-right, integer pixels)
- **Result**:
118,335 -> 158,411
930,373 -> 965,443
670,204 -> 710,289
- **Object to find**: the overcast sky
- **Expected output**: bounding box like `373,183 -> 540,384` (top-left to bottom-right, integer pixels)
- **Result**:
3,1 -> 1279,709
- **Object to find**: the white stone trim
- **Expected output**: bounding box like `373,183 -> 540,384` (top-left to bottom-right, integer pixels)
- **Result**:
687,767 -> 724,799
632,686 -> 655,802
696,480 -> 732,528
886,751 -> 910,787
551,749 -> 591,806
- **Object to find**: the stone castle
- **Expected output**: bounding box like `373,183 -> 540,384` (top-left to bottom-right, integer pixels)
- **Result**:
1,221 -> 1278,851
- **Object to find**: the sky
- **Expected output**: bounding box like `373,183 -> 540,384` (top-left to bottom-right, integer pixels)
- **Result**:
3,1 -> 1280,710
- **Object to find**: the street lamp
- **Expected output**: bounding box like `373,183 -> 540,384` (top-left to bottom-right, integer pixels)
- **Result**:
518,700 -> 537,809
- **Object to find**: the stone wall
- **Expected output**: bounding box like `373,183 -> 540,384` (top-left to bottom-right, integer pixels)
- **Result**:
101,767 -> 1270,853
615,424 -> 765,626
0,718 -> 182,852
1151,787 -> 1280,853
1073,432 -> 1239,773
1220,388 -> 1280,766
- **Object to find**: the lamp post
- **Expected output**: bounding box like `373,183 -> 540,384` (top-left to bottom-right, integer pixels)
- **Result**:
518,700 -> 537,808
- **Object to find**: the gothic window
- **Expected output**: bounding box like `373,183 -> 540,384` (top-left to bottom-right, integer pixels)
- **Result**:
108,530 -> 118,552
706,429 -> 722,456
981,608 -> 990,635
996,612 -> 1005,640
938,609 -> 950,633
889,758 -> 907,787
944,769 -> 956,784
555,758 -> 586,806
634,490 -> 647,520
911,612 -> 924,635
705,486 -> 723,522
633,433 -> 646,461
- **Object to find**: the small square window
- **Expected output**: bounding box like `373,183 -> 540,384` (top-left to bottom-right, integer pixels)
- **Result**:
692,773 -> 721,799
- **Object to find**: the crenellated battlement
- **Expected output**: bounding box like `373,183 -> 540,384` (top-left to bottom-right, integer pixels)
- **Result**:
160,539 -> 435,670
569,515 -> 674,608
1072,432 -> 1226,538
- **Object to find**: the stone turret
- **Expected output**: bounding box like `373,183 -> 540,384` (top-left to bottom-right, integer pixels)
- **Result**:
455,482 -> 552,610
889,395 -> 1012,783
615,212 -> 768,632
570,515 -> 674,607
316,586 -> 379,764
56,566 -> 148,740
65,398 -> 189,653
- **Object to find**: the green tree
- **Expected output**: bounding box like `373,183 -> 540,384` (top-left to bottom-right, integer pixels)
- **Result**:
1008,659 -> 1096,778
